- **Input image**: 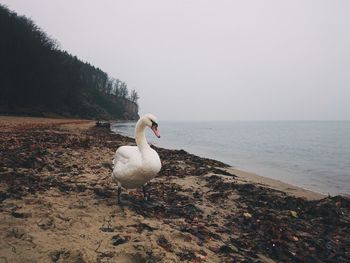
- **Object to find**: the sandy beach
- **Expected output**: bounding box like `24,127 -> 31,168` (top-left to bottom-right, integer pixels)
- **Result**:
0,116 -> 349,263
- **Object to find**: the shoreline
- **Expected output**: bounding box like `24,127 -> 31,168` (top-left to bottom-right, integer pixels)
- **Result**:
0,116 -> 349,262
110,122 -> 325,200
2,115 -> 326,200
111,121 -> 345,198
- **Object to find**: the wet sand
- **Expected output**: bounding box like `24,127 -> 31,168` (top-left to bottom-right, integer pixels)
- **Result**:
0,116 -> 349,262
226,168 -> 325,201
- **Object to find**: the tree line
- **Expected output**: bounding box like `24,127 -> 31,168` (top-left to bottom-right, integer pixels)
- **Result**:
0,4 -> 139,119
104,78 -> 139,103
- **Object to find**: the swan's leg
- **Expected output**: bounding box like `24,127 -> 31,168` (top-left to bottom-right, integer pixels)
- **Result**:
117,183 -> 122,205
142,184 -> 149,201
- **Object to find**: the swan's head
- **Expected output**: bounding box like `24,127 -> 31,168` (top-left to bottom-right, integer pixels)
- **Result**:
141,113 -> 160,138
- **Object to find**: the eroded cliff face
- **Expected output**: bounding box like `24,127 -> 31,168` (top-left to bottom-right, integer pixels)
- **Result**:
104,95 -> 139,120
120,98 -> 139,120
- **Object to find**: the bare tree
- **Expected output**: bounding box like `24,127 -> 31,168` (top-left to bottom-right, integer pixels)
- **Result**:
106,78 -> 114,94
130,89 -> 139,104
119,82 -> 128,98
113,79 -> 121,97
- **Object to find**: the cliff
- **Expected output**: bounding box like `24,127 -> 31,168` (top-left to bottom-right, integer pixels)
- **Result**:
120,98 -> 139,120
0,4 -> 139,120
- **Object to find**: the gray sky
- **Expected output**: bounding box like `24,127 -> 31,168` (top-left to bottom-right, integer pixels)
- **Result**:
2,0 -> 350,121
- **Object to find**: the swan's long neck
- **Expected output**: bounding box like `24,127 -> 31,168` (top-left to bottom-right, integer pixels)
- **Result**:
135,120 -> 150,151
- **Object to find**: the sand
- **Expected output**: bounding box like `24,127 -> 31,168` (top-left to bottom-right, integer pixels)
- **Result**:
0,116 -> 348,263
226,168 -> 325,201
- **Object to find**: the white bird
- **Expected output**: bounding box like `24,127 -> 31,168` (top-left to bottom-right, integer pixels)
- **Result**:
112,114 -> 161,204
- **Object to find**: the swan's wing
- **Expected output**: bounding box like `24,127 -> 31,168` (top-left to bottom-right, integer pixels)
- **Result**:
112,146 -> 141,179
114,146 -> 136,165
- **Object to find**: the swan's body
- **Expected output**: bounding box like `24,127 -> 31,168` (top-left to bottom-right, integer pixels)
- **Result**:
112,146 -> 161,189
112,114 -> 161,203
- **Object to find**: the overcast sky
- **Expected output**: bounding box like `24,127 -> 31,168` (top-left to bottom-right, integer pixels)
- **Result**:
2,0 -> 350,121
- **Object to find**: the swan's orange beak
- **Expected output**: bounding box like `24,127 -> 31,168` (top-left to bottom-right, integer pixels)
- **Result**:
151,126 -> 160,138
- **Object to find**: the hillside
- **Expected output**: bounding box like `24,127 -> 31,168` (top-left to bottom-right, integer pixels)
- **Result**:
0,4 -> 139,120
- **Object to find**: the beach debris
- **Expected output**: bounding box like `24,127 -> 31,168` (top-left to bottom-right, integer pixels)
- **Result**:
93,187 -> 113,199
128,222 -> 157,233
99,226 -> 114,232
95,121 -> 111,128
37,217 -> 55,230
157,235 -> 172,252
6,228 -> 33,242
111,234 -> 128,246
11,210 -> 28,219
50,249 -> 86,263
219,244 -> 239,253
176,249 -> 199,261
290,210 -> 298,218
50,250 -> 66,262
243,212 -> 252,219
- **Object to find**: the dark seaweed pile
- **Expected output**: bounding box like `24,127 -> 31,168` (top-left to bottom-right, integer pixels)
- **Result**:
0,123 -> 349,262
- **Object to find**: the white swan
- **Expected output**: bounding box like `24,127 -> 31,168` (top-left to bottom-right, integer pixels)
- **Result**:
112,114 -> 161,203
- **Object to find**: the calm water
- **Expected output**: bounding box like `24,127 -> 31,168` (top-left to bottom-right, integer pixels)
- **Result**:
111,121 -> 350,195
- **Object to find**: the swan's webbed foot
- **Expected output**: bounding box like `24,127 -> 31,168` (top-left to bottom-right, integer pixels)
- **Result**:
117,185 -> 122,205
142,184 -> 150,201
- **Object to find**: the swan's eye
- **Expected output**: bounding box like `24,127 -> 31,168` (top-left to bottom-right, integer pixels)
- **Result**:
151,120 -> 158,128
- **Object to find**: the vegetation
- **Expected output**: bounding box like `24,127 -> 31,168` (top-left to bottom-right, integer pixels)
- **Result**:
0,4 -> 139,119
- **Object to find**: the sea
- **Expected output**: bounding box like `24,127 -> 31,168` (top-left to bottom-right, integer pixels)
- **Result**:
111,121 -> 350,196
